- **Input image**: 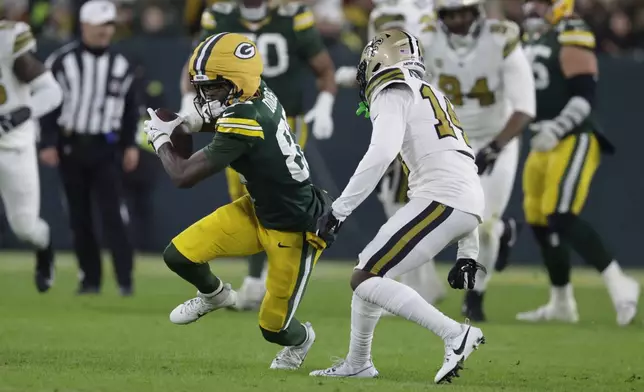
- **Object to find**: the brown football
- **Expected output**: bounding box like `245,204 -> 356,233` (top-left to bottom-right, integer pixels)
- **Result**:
154,108 -> 193,159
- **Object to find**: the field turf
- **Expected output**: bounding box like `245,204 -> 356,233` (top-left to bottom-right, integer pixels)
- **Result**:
0,252 -> 643,392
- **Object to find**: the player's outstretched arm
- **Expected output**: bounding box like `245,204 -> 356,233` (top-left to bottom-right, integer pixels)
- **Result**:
332,85 -> 410,219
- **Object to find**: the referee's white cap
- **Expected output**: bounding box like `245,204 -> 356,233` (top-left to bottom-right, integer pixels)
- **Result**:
80,0 -> 117,26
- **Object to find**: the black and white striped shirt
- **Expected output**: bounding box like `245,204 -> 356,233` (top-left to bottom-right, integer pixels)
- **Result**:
40,41 -> 138,147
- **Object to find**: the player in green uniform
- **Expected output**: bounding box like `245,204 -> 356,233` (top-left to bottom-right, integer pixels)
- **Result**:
517,0 -> 639,325
145,33 -> 330,368
179,1 -> 337,310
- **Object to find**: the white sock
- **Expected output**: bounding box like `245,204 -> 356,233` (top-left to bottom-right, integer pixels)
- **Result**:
347,293 -> 381,369
601,260 -> 624,284
354,277 -> 461,340
551,283 -> 574,304
473,231 -> 500,293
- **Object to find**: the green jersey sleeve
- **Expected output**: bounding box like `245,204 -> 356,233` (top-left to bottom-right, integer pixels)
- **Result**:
556,17 -> 596,50
285,4 -> 325,61
203,134 -> 250,172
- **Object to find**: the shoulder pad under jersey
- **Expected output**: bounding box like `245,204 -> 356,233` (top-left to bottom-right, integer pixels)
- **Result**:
486,19 -> 521,58
556,17 -> 596,50
0,20 -> 36,61
366,67 -> 410,103
216,103 -> 264,140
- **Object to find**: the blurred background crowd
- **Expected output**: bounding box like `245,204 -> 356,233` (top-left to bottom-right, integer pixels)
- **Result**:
1,0 -> 643,56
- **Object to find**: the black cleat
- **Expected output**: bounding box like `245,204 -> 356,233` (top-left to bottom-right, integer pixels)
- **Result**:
495,217 -> 522,272
462,291 -> 486,322
77,285 -> 100,295
119,286 -> 134,297
34,244 -> 54,293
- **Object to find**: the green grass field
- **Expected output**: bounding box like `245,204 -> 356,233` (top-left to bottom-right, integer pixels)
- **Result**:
0,252 -> 643,392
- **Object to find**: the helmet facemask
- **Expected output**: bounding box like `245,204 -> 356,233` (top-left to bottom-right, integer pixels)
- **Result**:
192,79 -> 235,122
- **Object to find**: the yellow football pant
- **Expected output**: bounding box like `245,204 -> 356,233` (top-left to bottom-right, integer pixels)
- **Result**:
171,195 -> 325,332
523,133 -> 601,226
225,116 -> 308,201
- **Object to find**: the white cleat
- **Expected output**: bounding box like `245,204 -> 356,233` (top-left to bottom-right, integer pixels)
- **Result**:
612,277 -> 640,326
516,300 -> 579,323
435,324 -> 485,384
310,357 -> 379,378
230,276 -> 266,311
270,322 -> 316,370
169,283 -> 237,325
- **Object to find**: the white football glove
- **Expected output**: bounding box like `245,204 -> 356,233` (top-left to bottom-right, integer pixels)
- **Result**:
529,120 -> 565,152
335,66 -> 357,87
304,91 -> 334,140
144,108 -> 182,153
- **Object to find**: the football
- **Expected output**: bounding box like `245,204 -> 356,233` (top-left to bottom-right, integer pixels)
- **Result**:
154,108 -> 193,159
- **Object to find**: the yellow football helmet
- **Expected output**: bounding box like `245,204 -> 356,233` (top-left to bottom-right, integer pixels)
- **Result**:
189,32 -> 263,118
548,0 -> 575,24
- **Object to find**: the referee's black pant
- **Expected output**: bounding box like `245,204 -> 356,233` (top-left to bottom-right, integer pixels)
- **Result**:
58,134 -> 133,291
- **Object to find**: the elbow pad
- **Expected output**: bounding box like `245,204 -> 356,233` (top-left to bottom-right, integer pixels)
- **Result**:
28,71 -> 63,119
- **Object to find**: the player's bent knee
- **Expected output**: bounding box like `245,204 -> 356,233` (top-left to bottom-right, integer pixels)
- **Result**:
350,269 -> 377,291
547,213 -> 576,234
163,242 -> 194,271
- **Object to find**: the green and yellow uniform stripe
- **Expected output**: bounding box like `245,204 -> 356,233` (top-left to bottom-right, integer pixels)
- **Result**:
216,117 -> 264,139
293,10 -> 315,31
558,30 -> 596,49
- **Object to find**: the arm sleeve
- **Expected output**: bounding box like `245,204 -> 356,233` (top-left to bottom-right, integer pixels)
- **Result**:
332,85 -> 412,219
502,44 -> 536,118
120,68 -> 140,148
202,133 -> 252,172
294,6 -> 326,60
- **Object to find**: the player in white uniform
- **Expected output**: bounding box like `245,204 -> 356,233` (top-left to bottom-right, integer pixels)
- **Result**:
0,20 -> 63,292
421,0 -> 536,321
311,30 -> 486,384
335,0 -> 447,307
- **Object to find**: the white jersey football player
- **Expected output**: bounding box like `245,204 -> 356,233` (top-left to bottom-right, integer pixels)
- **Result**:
420,0 -> 536,321
312,30 -> 486,384
0,20 -> 63,291
336,0 -> 447,307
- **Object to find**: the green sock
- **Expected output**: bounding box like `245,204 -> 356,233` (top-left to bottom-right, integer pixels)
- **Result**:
248,252 -> 266,278
531,225 -> 571,286
163,243 -> 221,294
550,214 -> 612,273
260,318 -> 307,346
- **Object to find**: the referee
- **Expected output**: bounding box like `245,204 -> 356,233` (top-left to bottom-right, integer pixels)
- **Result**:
39,0 -> 139,296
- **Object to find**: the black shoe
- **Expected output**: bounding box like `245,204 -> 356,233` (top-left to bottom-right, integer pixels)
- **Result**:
462,291 -> 486,322
77,285 -> 100,295
34,244 -> 54,293
119,286 -> 134,297
495,217 -> 522,272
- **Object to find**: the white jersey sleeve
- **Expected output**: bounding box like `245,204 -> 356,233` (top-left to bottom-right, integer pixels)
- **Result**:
502,44 -> 536,118
332,84 -> 413,219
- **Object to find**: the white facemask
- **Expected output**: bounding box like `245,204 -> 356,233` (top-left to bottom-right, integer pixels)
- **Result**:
239,2 -> 268,21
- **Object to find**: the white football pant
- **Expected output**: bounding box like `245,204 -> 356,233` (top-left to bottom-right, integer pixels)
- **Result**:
0,141 -> 50,249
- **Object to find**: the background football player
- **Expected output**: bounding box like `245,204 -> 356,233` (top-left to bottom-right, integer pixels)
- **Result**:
420,0 -> 536,321
0,20 -> 62,292
518,0 -> 639,326
335,0 -> 446,308
146,33 -> 330,369
179,0 -> 337,310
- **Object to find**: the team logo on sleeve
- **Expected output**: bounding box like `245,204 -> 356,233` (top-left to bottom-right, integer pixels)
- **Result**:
234,43 -> 256,59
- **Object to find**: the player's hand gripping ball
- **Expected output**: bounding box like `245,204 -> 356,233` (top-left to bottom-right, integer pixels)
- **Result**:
153,108 -> 193,159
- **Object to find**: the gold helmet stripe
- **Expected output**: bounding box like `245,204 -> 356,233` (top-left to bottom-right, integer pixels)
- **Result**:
193,32 -> 228,76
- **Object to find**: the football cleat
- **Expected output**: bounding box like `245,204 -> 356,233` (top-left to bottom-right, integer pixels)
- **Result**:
34,244 -> 55,293
169,283 -> 237,325
229,276 -> 266,311
515,298 -> 579,323
435,323 -> 485,384
270,322 -> 316,370
609,276 -> 640,326
495,217 -> 522,272
310,357 -> 379,378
